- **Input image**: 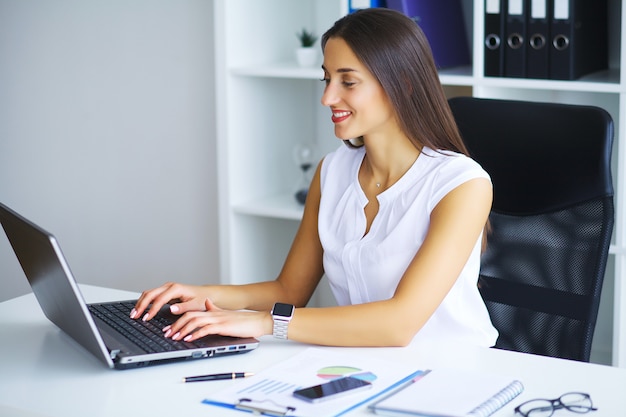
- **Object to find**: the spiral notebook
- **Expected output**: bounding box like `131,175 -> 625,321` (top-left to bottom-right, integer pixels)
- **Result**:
368,368 -> 524,417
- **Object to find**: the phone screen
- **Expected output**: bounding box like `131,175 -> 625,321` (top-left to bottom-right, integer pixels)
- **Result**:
292,376 -> 372,403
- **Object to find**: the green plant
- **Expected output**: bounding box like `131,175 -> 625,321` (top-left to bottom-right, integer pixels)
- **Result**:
296,28 -> 318,48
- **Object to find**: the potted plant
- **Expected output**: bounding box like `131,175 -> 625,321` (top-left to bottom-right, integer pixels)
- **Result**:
295,28 -> 318,67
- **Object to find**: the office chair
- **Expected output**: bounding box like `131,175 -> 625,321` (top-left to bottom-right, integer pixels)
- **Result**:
448,96 -> 614,362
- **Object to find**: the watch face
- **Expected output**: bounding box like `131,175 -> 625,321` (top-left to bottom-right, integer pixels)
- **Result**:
273,302 -> 294,317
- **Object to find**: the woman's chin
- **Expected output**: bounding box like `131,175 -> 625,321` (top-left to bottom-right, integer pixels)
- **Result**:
334,129 -> 356,141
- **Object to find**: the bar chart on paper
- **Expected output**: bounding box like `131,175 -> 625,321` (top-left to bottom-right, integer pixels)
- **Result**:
238,378 -> 300,395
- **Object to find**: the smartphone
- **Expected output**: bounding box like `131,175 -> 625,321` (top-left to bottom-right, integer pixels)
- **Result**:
292,376 -> 372,403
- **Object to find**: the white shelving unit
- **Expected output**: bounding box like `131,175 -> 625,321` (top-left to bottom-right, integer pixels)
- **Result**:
214,0 -> 625,367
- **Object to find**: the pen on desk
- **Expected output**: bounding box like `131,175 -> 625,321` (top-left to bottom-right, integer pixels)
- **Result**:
182,372 -> 254,383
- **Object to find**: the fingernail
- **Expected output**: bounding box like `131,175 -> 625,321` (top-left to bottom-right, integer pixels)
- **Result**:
162,325 -> 171,332
170,305 -> 179,313
142,313 -> 149,322
183,335 -> 192,342
164,329 -> 172,338
172,332 -> 180,340
130,309 -> 137,319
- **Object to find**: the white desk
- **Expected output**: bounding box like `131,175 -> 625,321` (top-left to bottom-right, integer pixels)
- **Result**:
1,285 -> 625,417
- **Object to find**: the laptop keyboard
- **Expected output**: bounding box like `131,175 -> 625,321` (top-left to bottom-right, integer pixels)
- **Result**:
89,301 -> 201,353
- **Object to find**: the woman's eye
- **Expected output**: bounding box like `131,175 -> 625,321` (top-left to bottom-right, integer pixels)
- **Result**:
319,77 -> 356,88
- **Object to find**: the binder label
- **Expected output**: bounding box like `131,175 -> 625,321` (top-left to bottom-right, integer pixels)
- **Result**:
554,0 -> 569,20
350,0 -> 372,9
531,0 -> 547,19
486,0 -> 500,14
509,0 -> 523,15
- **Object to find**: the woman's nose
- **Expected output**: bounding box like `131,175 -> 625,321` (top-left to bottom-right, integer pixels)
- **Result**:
321,85 -> 339,107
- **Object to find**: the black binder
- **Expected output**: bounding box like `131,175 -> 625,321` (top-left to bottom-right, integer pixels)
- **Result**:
504,0 -> 526,78
484,0 -> 507,77
526,0 -> 551,79
549,0 -> 608,80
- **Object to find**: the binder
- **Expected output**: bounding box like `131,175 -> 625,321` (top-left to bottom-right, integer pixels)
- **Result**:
504,0 -> 526,78
526,0 -> 550,79
549,0 -> 608,80
369,368 -> 524,417
386,0 -> 471,69
484,0 -> 507,77
349,0 -> 386,13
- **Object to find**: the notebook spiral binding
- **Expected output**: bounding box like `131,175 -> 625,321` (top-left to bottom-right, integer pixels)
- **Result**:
468,380 -> 525,417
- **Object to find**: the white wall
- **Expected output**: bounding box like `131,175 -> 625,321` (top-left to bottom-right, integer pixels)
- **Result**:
0,0 -> 219,301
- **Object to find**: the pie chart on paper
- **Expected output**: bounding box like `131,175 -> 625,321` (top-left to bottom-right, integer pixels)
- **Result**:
317,366 -> 378,382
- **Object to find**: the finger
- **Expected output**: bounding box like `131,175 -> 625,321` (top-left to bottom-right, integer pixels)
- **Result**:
170,299 -> 205,315
204,298 -> 221,312
182,324 -> 218,342
181,316 -> 230,342
131,285 -> 169,319
132,283 -> 181,321
169,313 -> 215,341
144,285 -> 186,320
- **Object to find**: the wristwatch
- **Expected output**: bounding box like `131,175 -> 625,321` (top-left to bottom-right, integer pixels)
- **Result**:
271,302 -> 295,339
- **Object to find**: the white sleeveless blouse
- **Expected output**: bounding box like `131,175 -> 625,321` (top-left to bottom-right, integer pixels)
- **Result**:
318,145 -> 498,347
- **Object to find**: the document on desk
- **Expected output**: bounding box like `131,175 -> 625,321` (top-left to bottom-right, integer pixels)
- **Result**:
202,347 -> 421,417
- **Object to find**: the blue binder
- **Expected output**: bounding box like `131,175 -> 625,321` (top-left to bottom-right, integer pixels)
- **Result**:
385,0 -> 471,69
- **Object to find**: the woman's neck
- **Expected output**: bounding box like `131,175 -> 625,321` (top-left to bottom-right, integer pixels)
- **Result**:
360,134 -> 421,192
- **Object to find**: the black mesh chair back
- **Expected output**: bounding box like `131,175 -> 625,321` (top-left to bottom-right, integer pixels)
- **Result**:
448,97 -> 614,362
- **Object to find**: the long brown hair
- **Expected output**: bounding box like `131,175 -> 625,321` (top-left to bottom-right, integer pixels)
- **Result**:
321,8 -> 469,156
322,9 -> 490,250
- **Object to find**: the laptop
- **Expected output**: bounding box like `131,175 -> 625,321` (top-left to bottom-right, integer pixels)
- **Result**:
0,202 -> 259,369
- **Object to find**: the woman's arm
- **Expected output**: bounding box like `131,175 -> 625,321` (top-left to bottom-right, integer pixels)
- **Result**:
284,176 -> 493,346
132,161 -> 326,320
162,176 -> 492,347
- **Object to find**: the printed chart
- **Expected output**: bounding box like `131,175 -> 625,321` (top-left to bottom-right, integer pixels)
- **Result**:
317,366 -> 378,382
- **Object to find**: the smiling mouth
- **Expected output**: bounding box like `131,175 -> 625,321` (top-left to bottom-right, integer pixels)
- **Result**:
331,111 -> 351,123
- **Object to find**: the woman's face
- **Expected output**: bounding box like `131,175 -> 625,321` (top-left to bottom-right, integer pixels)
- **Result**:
321,37 -> 396,141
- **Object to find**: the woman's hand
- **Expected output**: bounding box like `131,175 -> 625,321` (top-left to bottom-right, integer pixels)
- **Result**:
130,282 -> 210,321
162,298 -> 273,341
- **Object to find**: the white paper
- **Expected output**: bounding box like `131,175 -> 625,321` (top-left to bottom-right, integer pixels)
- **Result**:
203,347 -> 415,417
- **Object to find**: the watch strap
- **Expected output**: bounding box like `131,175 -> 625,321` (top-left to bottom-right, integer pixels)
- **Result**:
272,318 -> 290,339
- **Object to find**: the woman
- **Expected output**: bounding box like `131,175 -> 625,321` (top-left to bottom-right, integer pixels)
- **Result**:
131,8 -> 497,348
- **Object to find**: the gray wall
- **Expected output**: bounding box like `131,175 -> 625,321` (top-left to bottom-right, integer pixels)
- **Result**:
0,0 -> 219,301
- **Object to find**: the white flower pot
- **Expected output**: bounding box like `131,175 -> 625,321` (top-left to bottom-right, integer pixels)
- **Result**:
295,47 -> 318,67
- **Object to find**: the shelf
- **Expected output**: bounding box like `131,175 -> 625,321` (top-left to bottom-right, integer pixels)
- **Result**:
232,64 -> 621,93
438,66 -> 474,86
233,193 -> 304,221
233,63 -> 476,86
231,64 -> 323,80
478,69 -> 622,93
